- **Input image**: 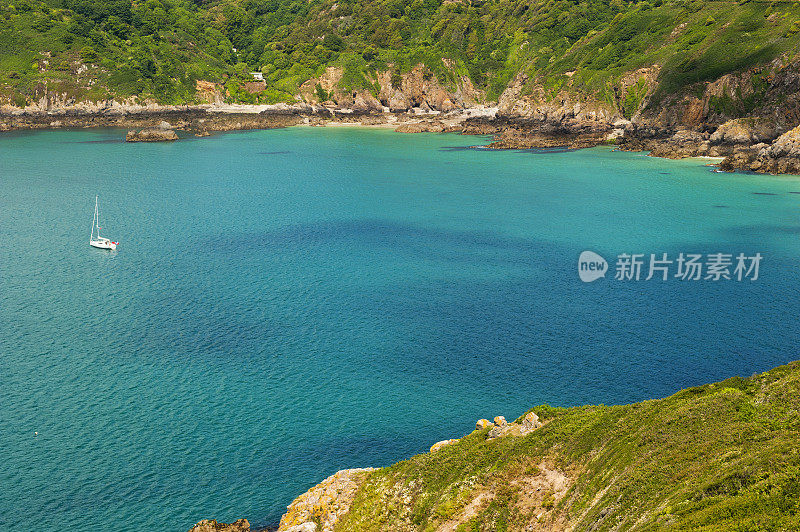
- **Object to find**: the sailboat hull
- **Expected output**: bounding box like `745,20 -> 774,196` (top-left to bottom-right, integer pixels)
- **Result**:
90,240 -> 117,250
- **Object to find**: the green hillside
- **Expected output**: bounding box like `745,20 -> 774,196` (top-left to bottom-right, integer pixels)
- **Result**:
336,361 -> 800,531
2,0 -> 800,110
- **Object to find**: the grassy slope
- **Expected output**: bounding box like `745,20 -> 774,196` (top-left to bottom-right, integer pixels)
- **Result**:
337,361 -> 800,531
0,0 -> 234,105
2,0 -> 800,110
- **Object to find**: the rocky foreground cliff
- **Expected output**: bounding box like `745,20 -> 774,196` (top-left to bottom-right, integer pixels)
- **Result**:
191,361 -> 800,531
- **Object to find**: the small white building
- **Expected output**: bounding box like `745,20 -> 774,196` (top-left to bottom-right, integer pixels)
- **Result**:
251,72 -> 264,81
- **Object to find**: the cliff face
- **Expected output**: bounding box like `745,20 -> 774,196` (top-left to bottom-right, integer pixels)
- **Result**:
296,63 -> 482,113
640,55 -> 800,131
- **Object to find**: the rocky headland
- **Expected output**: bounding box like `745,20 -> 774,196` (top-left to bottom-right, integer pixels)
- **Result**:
189,413 -> 545,532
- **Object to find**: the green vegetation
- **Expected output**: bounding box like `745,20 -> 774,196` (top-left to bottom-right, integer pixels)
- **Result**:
2,0 -> 800,112
337,361 -> 800,530
622,76 -> 649,119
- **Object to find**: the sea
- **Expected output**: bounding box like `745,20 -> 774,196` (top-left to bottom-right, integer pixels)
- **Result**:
1,127 -> 798,530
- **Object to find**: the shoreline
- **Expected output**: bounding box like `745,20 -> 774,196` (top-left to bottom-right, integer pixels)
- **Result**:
2,105 -> 800,176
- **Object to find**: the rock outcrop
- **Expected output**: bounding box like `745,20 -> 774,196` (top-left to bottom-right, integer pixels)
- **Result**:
487,412 -> 543,440
277,468 -> 376,532
720,124 -> 800,174
187,519 -> 250,532
475,418 -> 493,430
195,80 -> 225,105
430,438 -> 459,452
125,128 -> 179,142
709,118 -> 781,146
297,63 -> 482,113
0,101 -> 305,134
194,361 -> 800,531
394,120 -> 447,133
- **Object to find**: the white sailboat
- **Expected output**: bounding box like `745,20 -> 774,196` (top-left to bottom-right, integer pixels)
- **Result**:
89,195 -> 118,250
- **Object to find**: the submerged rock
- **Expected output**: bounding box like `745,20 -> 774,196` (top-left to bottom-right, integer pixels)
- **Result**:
125,128 -> 178,142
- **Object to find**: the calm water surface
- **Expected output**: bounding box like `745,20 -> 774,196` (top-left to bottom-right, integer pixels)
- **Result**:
1,127 -> 799,530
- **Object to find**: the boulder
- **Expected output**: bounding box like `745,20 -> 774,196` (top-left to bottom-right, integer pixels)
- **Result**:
125,128 -> 178,142
352,92 -> 382,113
487,415 -> 517,439
475,419 -> 494,430
388,91 -> 410,112
488,423 -> 519,440
613,118 -> 633,131
521,412 -> 542,435
718,145 -> 761,172
766,124 -> 800,158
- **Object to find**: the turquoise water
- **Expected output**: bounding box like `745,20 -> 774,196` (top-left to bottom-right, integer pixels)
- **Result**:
1,127 -> 799,530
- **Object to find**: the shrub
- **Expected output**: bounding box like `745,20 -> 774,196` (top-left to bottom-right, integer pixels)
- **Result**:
79,46 -> 98,63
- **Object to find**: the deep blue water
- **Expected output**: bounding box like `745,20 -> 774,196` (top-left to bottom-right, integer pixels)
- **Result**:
1,127 -> 799,530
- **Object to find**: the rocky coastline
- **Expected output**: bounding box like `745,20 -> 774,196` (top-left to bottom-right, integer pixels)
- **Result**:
5,50 -> 800,173
4,101 -> 799,174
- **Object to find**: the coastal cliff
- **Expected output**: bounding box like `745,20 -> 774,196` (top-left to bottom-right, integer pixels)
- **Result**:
5,52 -> 800,173
192,361 -> 800,531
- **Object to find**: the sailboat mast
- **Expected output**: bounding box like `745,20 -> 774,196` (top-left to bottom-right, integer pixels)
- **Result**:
91,195 -> 99,241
